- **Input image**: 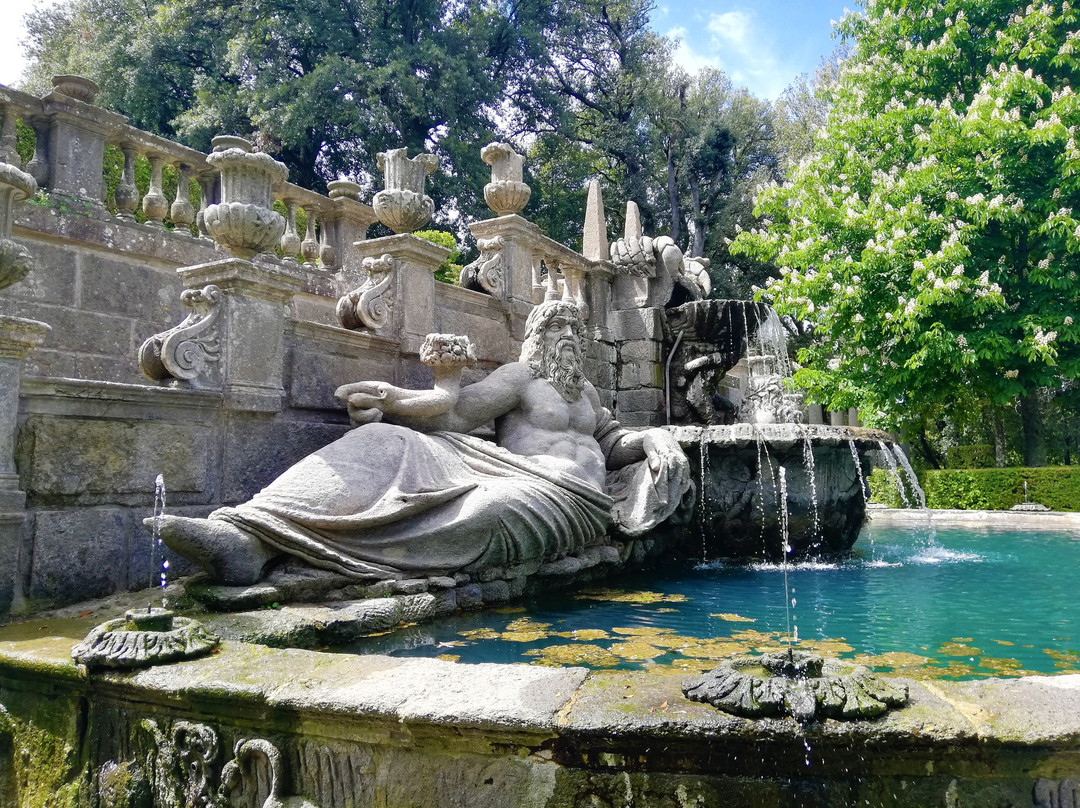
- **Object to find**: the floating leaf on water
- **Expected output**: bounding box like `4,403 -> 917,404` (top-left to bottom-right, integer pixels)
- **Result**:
919,661 -> 976,679
667,657 -> 716,672
505,618 -> 551,632
459,628 -> 500,641
798,638 -> 854,656
642,634 -> 699,650
611,641 -> 666,660
730,629 -> 782,643
710,613 -> 756,623
679,641 -> 748,659
437,654 -> 461,662
952,637 -> 974,643
657,608 -> 679,613
525,644 -> 620,667
853,652 -> 931,669
499,630 -> 550,643
612,626 -> 677,636
552,629 -> 610,641
575,589 -> 689,604
493,606 -> 527,615
992,639 -> 1016,646
978,656 -> 1023,672
938,642 -> 981,657
1044,649 -> 1080,664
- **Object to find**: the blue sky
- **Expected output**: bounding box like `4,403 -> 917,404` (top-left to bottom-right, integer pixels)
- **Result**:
1,0 -> 858,99
653,0 -> 858,99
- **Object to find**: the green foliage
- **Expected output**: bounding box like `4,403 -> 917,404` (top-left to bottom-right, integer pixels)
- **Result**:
946,444 -> 996,468
414,229 -> 463,285
867,467 -> 905,507
732,0 -> 1080,457
923,466 -> 1080,511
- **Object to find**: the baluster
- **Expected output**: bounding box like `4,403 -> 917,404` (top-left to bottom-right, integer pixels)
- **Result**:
0,104 -> 19,167
142,154 -> 168,226
113,143 -> 139,221
319,216 -> 337,268
24,117 -> 50,188
196,173 -> 217,238
170,163 -> 195,229
300,208 -> 320,265
280,197 -> 301,263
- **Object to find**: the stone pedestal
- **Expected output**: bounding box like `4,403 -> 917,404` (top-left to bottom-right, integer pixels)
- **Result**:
42,92 -> 128,207
177,259 -> 304,412
0,315 -> 50,611
468,215 -> 545,307
352,235 -> 448,355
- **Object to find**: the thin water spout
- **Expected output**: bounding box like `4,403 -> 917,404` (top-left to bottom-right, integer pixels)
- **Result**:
151,474 -> 168,611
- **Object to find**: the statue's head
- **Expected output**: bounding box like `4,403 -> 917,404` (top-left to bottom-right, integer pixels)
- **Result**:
520,300 -> 587,401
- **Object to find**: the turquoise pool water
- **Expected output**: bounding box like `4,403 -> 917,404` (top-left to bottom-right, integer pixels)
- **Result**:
346,524 -> 1080,679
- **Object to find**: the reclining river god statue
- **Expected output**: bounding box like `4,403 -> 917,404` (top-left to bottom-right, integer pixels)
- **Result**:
156,300 -> 692,585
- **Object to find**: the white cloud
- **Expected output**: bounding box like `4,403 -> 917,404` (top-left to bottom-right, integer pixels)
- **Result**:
669,7 -> 795,100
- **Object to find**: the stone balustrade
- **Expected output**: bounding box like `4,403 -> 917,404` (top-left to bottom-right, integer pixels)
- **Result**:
0,82 -> 376,273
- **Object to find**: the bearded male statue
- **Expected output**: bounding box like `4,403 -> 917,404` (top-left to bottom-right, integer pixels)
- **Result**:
156,300 -> 692,585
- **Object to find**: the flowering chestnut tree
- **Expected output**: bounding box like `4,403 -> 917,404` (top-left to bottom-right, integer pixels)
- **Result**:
733,0 -> 1080,464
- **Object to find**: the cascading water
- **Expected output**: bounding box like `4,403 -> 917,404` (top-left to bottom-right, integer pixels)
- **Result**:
849,439 -> 875,560
778,466 -> 798,644
800,429 -> 821,551
877,440 -> 912,509
698,432 -> 709,562
889,443 -> 927,509
150,474 -> 169,610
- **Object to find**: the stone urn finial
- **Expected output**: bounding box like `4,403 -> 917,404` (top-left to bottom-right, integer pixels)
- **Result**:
372,148 -> 438,233
50,74 -> 100,104
0,160 -> 38,291
203,135 -> 288,260
481,142 -> 530,216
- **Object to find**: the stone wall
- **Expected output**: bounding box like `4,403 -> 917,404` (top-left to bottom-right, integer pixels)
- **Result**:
0,80 -> 672,613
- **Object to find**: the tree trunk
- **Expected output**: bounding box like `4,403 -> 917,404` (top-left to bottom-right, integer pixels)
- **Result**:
666,145 -> 680,246
992,409 -> 1006,467
688,173 -> 704,257
1020,392 -> 1047,467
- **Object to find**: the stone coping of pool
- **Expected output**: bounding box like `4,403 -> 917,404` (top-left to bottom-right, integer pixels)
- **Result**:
668,422 -> 894,449
0,627 -> 1079,806
869,506 -> 1080,531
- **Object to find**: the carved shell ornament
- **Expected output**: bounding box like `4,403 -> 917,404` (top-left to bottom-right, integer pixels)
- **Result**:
459,235 -> 505,297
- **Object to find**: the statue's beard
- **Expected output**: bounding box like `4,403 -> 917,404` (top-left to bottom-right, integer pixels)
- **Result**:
542,338 -> 585,402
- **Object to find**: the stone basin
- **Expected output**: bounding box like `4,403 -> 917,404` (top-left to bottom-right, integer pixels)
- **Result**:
1,622 -> 1079,807
670,423 -> 895,559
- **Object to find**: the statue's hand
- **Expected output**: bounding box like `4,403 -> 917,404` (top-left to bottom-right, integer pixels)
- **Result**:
642,429 -> 683,473
335,381 -> 397,426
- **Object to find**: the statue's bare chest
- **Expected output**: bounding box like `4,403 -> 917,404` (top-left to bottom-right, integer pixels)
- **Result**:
518,379 -> 596,435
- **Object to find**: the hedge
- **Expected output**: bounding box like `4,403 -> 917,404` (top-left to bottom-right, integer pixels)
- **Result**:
946,444 -> 995,469
867,467 -> 913,509
922,466 -> 1080,511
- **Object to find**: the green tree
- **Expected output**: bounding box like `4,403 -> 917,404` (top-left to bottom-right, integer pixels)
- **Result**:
733,0 -> 1080,465
22,0 -> 543,221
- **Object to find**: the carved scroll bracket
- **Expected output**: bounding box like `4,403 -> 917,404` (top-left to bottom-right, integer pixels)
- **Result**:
337,253 -> 396,331
459,235 -> 505,298
139,284 -> 223,387
221,738 -> 321,808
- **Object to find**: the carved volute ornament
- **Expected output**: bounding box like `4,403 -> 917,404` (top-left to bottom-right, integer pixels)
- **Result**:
336,254 -> 395,331
481,142 -> 530,216
139,284 -> 223,386
0,160 -> 38,291
372,148 -> 438,233
459,235 -> 505,297
203,136 -> 288,259
220,738 -> 321,808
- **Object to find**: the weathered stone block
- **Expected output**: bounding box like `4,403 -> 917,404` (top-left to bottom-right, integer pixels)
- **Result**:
18,349 -> 76,379
0,241 -> 76,305
29,507 -> 128,602
0,513 -> 24,612
609,307 -> 663,341
480,580 -> 510,604
619,339 -> 661,362
21,417 -> 212,497
221,418 -> 348,502
75,354 -> 142,384
617,358 -> 663,389
617,388 -> 664,414
287,346 -> 394,412
616,411 -> 658,428
456,583 -> 483,610
80,253 -> 182,325
16,301 -> 133,358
